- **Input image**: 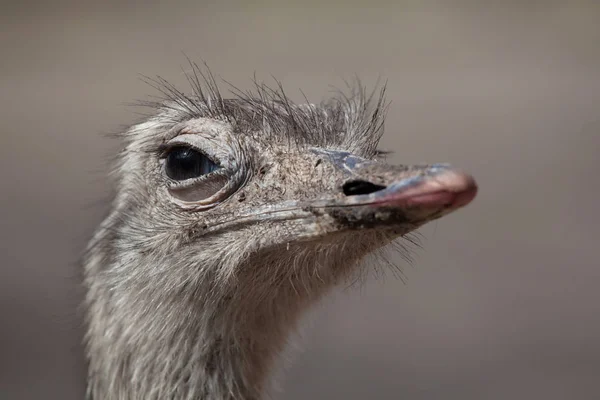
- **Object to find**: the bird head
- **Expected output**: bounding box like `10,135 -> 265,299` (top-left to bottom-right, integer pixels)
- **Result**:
102,68 -> 477,310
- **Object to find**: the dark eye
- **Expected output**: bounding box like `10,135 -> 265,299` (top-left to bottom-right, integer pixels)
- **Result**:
164,146 -> 220,181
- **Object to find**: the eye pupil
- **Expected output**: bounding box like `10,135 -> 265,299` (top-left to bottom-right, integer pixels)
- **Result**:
164,147 -> 220,181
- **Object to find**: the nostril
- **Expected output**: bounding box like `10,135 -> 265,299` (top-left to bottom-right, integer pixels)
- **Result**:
342,180 -> 387,196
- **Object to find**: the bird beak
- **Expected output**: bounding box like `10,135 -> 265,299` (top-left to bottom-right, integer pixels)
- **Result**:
340,166 -> 477,209
309,149 -> 478,230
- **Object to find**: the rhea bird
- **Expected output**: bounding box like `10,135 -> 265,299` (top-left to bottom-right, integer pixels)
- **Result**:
82,64 -> 478,399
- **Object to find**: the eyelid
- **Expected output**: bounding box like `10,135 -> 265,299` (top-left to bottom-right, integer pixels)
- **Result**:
165,169 -> 227,191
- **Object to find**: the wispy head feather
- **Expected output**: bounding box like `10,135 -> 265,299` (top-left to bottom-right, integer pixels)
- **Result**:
135,60 -> 389,158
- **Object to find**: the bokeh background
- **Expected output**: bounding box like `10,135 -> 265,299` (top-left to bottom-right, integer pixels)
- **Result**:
1,1 -> 599,399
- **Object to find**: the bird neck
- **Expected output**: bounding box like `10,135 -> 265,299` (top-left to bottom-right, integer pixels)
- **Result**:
84,249 -> 329,400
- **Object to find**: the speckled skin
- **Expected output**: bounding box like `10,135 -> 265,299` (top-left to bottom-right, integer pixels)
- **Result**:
83,69 -> 475,400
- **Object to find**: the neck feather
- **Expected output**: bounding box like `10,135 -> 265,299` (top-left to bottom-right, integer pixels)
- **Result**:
84,244 -> 350,399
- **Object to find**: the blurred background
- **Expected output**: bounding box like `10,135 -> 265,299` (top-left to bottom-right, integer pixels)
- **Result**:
1,1 -> 599,399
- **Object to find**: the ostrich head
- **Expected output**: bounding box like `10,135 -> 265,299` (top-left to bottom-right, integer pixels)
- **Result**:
83,65 -> 477,399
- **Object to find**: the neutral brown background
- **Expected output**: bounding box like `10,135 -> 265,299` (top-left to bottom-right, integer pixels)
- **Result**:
1,1 -> 599,399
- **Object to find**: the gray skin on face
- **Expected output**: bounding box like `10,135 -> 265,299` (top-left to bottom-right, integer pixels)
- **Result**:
83,70 -> 477,400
